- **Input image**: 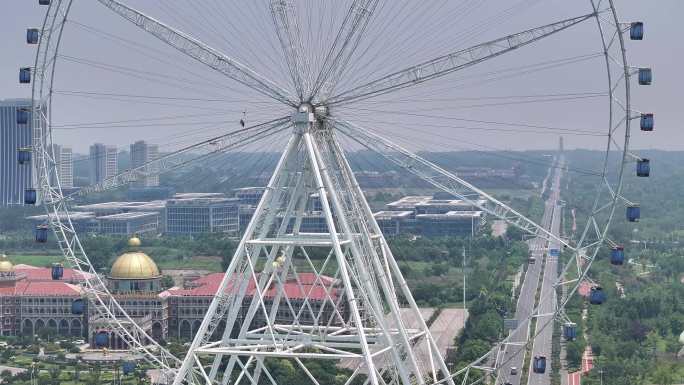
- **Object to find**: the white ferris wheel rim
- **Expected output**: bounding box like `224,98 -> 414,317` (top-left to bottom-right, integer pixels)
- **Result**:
29,0 -> 635,381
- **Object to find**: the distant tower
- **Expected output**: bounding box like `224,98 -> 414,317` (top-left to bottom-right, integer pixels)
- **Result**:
559,136 -> 564,153
89,143 -> 118,184
130,140 -> 159,187
0,99 -> 33,206
51,144 -> 73,188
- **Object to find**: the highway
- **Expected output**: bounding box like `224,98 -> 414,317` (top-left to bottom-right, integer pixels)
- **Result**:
527,156 -> 563,385
495,156 -> 563,385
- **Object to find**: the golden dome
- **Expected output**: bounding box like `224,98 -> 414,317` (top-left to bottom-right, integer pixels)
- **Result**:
0,254 -> 13,272
110,238 -> 160,279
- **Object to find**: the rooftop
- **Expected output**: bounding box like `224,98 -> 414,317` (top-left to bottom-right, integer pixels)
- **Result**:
162,272 -> 338,301
73,200 -> 166,212
373,210 -> 415,219
27,212 -> 96,221
98,211 -> 159,221
173,193 -> 225,199
416,210 -> 483,219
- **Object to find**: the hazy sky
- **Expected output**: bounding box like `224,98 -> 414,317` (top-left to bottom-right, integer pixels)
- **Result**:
0,0 -> 681,153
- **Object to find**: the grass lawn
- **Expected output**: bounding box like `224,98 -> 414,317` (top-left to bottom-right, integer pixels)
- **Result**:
7,254 -> 63,267
156,256 -> 223,272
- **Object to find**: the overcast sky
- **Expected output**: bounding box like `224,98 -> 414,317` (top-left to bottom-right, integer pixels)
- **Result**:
0,0 -> 681,153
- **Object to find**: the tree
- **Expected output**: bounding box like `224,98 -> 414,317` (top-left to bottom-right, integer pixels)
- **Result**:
161,275 -> 175,289
565,341 -> 583,369
0,370 -> 14,384
651,364 -> 675,385
86,366 -> 101,385
74,361 -> 82,381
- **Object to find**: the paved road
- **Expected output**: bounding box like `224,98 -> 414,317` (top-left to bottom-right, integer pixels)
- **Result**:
495,156 -> 563,385
527,157 -> 564,385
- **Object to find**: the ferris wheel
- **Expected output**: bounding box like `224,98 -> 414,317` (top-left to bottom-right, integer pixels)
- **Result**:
20,0 -> 652,384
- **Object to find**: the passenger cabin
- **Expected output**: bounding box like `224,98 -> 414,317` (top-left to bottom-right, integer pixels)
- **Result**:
24,188 -> 37,205
626,204 -> 640,222
16,108 -> 29,125
630,22 -> 644,40
19,67 -> 31,84
17,148 -> 31,164
122,361 -> 136,375
638,68 -> 652,85
71,298 -> 85,315
39,0 -> 51,5
51,263 -> 64,280
640,113 -> 654,131
533,356 -> 547,374
94,331 -> 109,347
35,225 -> 49,243
636,159 -> 650,177
590,286 -> 606,305
563,322 -> 577,340
26,28 -> 39,44
610,246 -> 625,265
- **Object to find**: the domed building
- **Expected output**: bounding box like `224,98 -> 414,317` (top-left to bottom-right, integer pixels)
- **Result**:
109,237 -> 162,292
0,238 -> 344,345
0,254 -> 14,275
89,237 -> 168,349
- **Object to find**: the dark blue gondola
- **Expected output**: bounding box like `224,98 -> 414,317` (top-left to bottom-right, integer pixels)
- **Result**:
24,188 -> 37,205
590,286 -> 606,305
640,113 -> 654,131
626,204 -> 640,222
122,361 -> 136,375
18,148 -> 31,165
51,263 -> 64,280
636,159 -> 650,177
610,246 -> 625,265
638,68 -> 652,85
19,68 -> 31,84
533,356 -> 547,373
35,225 -> 49,243
71,298 -> 85,315
563,322 -> 577,341
630,22 -> 644,40
16,108 -> 29,125
39,0 -> 51,5
26,28 -> 39,44
94,331 -> 109,347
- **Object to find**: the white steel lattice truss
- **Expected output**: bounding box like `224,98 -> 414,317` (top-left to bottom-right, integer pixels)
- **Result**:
174,108 -> 454,385
30,0 -> 641,384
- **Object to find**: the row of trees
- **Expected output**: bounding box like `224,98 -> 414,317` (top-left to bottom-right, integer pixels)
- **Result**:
562,151 -> 684,384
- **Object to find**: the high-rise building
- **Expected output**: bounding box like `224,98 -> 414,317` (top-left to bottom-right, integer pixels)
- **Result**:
89,143 -> 117,185
0,99 -> 33,206
130,140 -> 159,187
51,144 -> 73,188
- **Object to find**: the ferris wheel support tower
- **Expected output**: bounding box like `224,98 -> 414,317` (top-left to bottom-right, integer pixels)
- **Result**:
173,104 -> 455,385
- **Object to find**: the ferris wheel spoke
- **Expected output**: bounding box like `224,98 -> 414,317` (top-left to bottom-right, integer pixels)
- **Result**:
310,0 -> 381,100
270,0 -> 308,101
94,0 -> 297,106
334,119 -> 573,250
74,117 -> 290,197
327,12 -> 597,106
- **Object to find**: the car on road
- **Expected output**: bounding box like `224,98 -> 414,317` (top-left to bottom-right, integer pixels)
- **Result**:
510,366 -> 518,375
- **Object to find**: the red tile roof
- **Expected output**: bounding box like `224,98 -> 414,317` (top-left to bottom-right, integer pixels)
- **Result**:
14,266 -> 91,282
0,264 -> 85,297
14,281 -> 81,297
163,272 -> 339,301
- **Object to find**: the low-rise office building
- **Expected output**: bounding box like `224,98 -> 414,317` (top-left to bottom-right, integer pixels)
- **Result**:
166,194 -> 239,235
